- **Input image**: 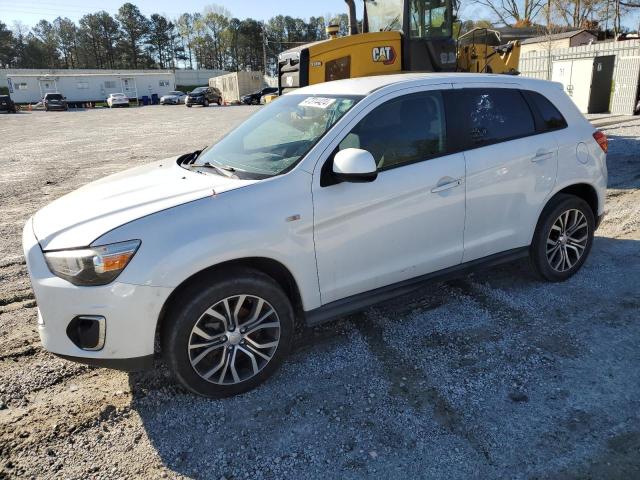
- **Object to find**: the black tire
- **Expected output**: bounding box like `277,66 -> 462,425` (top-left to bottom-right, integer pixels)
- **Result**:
186,104 -> 192,108
216,98 -> 222,106
530,194 -> 595,282
162,268 -> 294,398
203,99 -> 209,107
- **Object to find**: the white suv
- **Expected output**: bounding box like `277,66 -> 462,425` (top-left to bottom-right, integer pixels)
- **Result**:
23,74 -> 608,398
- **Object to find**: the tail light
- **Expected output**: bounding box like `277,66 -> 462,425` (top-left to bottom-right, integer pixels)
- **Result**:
593,130 -> 608,153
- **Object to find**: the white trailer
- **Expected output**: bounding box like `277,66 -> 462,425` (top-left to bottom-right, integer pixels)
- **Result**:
209,71 -> 264,104
6,71 -> 176,104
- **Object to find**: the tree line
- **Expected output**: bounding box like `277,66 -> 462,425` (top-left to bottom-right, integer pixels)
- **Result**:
1,0 -> 637,76
0,3 -> 349,74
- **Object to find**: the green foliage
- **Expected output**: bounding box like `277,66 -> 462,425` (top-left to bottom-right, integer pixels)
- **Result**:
0,2 -> 342,72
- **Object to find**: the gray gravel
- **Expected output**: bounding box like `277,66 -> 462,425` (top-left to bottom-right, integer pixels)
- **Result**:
0,106 -> 639,479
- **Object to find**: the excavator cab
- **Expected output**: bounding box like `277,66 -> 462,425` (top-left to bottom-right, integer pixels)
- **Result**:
277,0 -> 455,93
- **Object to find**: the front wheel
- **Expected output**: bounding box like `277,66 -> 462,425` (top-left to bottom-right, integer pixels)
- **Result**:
162,268 -> 294,398
530,194 -> 595,282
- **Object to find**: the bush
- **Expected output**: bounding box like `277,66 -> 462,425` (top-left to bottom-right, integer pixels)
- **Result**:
0,86 -> 9,95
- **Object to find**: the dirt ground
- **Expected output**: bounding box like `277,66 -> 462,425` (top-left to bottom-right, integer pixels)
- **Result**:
0,105 -> 639,480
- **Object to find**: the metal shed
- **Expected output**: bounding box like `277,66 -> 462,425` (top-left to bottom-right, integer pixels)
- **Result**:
6,71 -> 176,104
209,71 -> 264,104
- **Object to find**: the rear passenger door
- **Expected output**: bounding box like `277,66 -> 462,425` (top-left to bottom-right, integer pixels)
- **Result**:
446,85 -> 558,262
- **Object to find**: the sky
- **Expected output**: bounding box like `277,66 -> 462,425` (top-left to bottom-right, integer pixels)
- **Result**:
0,0 -> 352,26
1,0 -> 638,30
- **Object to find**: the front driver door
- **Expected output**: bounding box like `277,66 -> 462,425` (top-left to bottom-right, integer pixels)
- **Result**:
312,87 -> 466,305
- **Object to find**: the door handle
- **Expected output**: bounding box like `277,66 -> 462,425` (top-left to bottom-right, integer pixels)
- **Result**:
532,149 -> 554,162
431,178 -> 462,193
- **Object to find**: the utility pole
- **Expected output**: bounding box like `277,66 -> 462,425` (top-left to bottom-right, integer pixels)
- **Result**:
262,23 -> 268,76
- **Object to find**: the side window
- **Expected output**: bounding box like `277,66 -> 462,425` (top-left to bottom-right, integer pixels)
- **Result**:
523,90 -> 568,131
338,91 -> 447,170
446,88 -> 536,149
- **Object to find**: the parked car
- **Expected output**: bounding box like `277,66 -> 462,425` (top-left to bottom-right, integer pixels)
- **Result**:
185,86 -> 222,107
160,91 -> 187,105
23,74 -> 607,398
106,93 -> 130,108
0,94 -> 17,113
43,93 -> 68,111
241,87 -> 279,105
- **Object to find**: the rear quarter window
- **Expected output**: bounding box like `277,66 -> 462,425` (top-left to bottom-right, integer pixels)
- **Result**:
522,90 -> 568,132
445,88 -> 536,150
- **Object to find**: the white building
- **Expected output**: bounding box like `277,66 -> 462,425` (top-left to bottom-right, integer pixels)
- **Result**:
6,70 -> 177,104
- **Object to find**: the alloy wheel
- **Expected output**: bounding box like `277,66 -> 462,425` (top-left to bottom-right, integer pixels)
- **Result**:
188,295 -> 281,385
546,209 -> 588,272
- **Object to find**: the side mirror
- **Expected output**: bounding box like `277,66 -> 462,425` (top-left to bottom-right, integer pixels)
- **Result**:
332,148 -> 377,183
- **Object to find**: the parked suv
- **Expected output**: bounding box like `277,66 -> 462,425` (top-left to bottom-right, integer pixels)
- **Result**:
43,93 -> 68,111
185,86 -> 222,107
0,94 -> 17,113
23,74 -> 607,398
241,87 -> 279,105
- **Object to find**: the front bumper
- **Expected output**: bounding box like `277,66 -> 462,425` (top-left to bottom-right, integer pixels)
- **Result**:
185,97 -> 205,105
22,218 -> 172,370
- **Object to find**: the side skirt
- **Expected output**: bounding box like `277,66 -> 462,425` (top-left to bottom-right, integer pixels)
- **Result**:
304,247 -> 529,327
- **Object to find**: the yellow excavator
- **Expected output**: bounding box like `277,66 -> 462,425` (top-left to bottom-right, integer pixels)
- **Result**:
277,0 -> 520,93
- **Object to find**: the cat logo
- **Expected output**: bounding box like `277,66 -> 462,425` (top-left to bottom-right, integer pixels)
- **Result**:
372,46 -> 396,65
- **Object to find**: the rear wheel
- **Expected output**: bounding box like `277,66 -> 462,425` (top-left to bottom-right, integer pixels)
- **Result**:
162,268 -> 294,398
203,99 -> 209,107
530,194 -> 595,282
217,98 -> 222,106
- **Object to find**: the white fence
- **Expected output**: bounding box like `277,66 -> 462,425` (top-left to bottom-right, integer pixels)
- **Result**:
519,40 -> 640,114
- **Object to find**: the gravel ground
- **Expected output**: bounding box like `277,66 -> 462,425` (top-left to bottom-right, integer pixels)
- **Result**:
0,106 -> 639,480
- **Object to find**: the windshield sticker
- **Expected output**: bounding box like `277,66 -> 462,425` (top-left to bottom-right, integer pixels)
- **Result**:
298,97 -> 336,109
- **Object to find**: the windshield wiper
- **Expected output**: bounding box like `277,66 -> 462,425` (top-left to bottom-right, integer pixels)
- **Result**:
191,162 -> 238,178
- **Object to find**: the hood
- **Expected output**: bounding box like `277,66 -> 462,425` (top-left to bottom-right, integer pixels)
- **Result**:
33,158 -> 258,250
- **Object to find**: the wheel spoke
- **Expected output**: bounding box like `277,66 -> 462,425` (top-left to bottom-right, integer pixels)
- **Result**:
563,246 -> 573,269
229,348 -> 240,384
246,320 -> 279,335
567,234 -> 587,244
203,307 -> 228,330
222,298 -> 234,329
218,348 -> 232,383
243,342 -> 272,361
202,348 -> 228,379
567,221 -> 587,236
233,295 -> 247,325
245,336 -> 279,349
190,342 -> 225,366
192,326 -> 221,341
238,346 -> 259,376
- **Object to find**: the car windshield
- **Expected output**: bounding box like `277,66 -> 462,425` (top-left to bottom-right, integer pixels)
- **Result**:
192,87 -> 207,94
193,94 -> 361,178
46,94 -> 63,100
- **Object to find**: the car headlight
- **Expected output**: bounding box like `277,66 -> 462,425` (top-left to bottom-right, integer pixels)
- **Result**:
44,240 -> 141,286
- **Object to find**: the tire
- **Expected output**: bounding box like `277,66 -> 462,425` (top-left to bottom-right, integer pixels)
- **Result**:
530,194 -> 595,282
186,104 -> 192,108
203,99 -> 209,107
162,268 -> 294,398
217,98 -> 222,106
